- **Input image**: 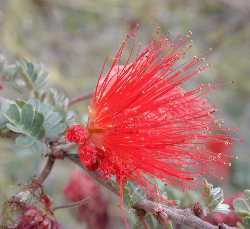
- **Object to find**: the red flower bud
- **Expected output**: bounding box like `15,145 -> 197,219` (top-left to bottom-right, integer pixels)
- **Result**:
16,206 -> 61,229
66,124 -> 87,144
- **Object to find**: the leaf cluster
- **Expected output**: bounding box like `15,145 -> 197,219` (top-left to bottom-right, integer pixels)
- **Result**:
0,57 -> 76,155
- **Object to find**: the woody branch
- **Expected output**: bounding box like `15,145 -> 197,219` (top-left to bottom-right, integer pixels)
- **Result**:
65,153 -> 237,229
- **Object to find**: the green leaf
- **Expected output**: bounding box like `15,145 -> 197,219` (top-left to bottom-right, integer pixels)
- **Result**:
28,99 -> 67,139
4,103 -> 45,139
15,135 -> 45,155
243,216 -> 250,228
0,58 -> 48,95
234,198 -> 250,217
0,97 -> 15,128
214,203 -> 230,214
21,103 -> 35,130
16,135 -> 35,147
65,111 -> 77,125
18,59 -> 48,93
5,104 -> 20,124
202,180 -> 228,213
48,88 -> 69,111
0,56 -> 19,81
30,112 -> 45,138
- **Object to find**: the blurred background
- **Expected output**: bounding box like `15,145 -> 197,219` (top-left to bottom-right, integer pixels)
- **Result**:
0,0 -> 250,228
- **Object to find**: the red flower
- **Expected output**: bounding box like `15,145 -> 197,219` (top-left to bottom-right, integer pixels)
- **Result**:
66,31 -> 233,193
15,206 -> 60,229
64,170 -> 109,229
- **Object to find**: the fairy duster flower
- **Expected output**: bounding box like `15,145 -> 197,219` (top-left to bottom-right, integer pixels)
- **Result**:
66,30 -> 233,193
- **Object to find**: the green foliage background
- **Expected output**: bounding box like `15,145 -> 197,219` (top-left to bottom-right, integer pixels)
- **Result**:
0,0 -> 250,228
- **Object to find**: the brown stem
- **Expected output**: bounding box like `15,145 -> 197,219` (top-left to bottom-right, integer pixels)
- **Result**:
66,153 -> 238,229
133,199 -> 237,229
33,156 -> 55,188
68,91 -> 93,107
53,197 -> 90,211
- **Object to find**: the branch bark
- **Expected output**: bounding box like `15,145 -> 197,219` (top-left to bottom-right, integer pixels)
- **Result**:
65,153 -> 238,229
53,197 -> 90,211
35,156 -> 55,186
134,199 -> 237,229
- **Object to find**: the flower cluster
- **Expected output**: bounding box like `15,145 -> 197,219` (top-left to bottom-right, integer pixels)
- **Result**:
66,31 -> 234,194
15,206 -> 60,229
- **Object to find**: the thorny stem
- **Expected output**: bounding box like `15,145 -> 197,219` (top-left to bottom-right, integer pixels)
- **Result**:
53,197 -> 90,211
68,91 -> 93,107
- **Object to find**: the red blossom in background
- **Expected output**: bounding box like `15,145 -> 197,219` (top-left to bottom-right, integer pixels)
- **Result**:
7,205 -> 60,229
64,169 -> 109,229
66,30 -> 234,195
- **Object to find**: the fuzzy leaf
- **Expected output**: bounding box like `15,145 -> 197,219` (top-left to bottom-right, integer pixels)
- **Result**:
28,99 -> 67,139
4,103 -> 45,139
202,180 -> 228,213
65,111 -> 77,125
15,135 -> 45,155
18,59 -> 48,92
48,88 -> 69,111
0,57 -> 48,95
214,203 -> 230,214
5,104 -> 20,124
0,97 -> 16,128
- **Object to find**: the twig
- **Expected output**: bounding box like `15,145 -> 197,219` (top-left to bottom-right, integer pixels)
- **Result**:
33,156 -> 55,187
10,155 -> 56,206
133,199 -> 237,229
68,91 -> 93,107
53,197 -> 90,211
134,200 -> 214,229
